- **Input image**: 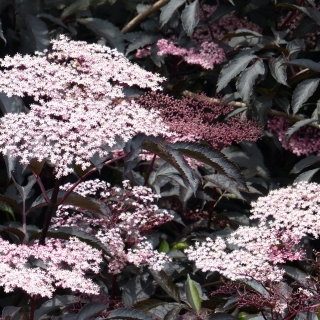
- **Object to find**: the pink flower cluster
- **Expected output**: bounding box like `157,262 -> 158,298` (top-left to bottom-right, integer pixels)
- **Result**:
51,179 -> 173,274
186,182 -> 320,283
0,35 -> 172,178
157,39 -> 225,70
135,46 -> 151,58
267,117 -> 320,156
137,92 -> 262,149
0,237 -> 102,298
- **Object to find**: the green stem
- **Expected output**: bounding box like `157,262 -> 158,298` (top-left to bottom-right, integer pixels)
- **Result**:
38,178 -> 61,245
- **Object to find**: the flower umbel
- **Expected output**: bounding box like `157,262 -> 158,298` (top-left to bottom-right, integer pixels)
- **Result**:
0,35 -> 171,178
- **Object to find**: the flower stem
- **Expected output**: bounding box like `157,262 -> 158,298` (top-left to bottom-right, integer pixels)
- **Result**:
39,178 -> 61,245
278,0 -> 304,31
29,297 -> 36,320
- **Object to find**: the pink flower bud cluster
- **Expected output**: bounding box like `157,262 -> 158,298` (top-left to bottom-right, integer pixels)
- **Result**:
193,4 -> 262,45
0,237 -> 102,298
137,92 -> 262,149
51,179 -> 173,274
135,46 -> 151,58
0,35 -> 172,178
157,39 -> 225,70
186,182 -> 320,283
267,117 -> 320,156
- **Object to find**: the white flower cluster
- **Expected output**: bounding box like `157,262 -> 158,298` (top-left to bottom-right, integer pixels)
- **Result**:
0,36 -> 172,177
0,237 -> 102,298
186,182 -> 320,283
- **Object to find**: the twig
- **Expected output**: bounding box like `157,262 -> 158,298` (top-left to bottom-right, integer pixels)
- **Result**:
179,89 -> 320,130
121,0 -> 170,34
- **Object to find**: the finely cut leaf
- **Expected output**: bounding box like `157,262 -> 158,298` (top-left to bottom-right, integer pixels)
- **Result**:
121,274 -> 155,307
294,168 -> 320,183
61,0 -> 90,20
133,299 -> 169,311
0,202 -> 15,220
179,184 -> 194,209
236,59 -> 265,102
274,96 -> 290,114
203,174 -> 244,200
181,0 -> 199,37
30,227 -> 110,255
76,302 -> 107,320
0,93 -> 27,114
164,306 -> 182,320
286,119 -> 317,145
269,56 -> 288,86
2,306 -> 21,320
220,29 -> 264,43
28,158 -> 45,175
285,59 -> 320,73
34,295 -> 78,320
126,33 -> 160,55
0,226 -> 25,242
0,19 -> 6,45
0,195 -> 22,214
22,14 -> 50,52
78,18 -> 124,52
217,52 -> 256,92
38,13 -> 69,29
286,40 -> 305,57
277,4 -> 320,26
283,265 -> 313,286
107,308 -> 154,320
61,193 -> 109,215
207,313 -> 236,320
31,190 -> 108,216
210,3 -> 234,23
160,0 -> 186,28
253,96 -> 272,125
185,274 -> 201,313
142,140 -> 198,193
292,78 -> 320,114
291,156 -> 320,174
149,270 -> 181,303
242,279 -> 268,296
170,142 -> 245,189
12,175 -> 36,203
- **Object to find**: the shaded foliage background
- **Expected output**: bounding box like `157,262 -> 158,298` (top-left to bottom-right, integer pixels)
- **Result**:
0,0 -> 320,319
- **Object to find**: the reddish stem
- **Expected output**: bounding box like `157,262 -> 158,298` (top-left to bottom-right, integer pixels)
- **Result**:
33,172 -> 50,204
278,0 -> 304,31
144,154 -> 156,186
29,297 -> 36,320
111,274 -> 117,302
39,178 -> 61,245
58,152 -> 129,205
